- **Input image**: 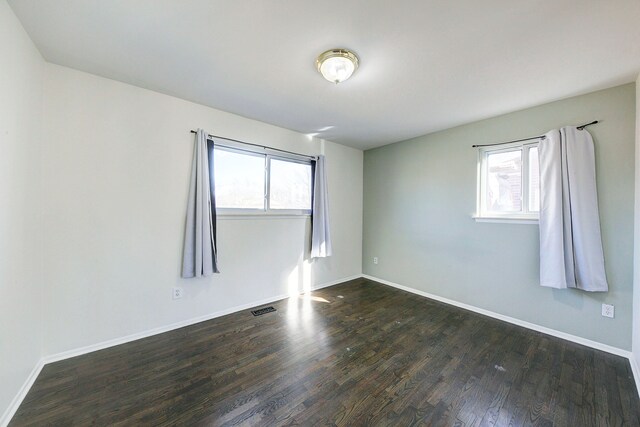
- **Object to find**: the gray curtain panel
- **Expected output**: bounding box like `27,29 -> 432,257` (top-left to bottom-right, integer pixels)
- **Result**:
311,155 -> 333,258
538,126 -> 607,292
181,129 -> 219,277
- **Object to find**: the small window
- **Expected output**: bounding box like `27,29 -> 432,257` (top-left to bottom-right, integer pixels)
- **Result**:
213,145 -> 313,215
476,140 -> 540,221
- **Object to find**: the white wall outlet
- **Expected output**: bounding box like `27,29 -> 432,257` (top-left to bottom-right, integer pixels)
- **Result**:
601,303 -> 614,318
373,257 -> 378,265
172,287 -> 184,300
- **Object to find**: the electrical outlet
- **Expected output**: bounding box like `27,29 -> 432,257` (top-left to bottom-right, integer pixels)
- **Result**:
172,287 -> 184,300
373,257 -> 378,265
601,303 -> 614,318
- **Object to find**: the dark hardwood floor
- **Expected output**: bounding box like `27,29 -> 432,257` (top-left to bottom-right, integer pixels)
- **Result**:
10,278 -> 640,426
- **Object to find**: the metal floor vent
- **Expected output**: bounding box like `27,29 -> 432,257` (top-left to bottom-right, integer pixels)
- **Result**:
251,306 -> 277,316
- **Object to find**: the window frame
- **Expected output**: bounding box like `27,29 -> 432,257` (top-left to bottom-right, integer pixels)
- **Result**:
474,139 -> 541,223
213,142 -> 313,217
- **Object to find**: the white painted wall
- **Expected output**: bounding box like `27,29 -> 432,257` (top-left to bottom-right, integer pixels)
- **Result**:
0,0 -> 44,421
633,74 -> 640,374
0,5 -> 362,418
40,64 -> 363,356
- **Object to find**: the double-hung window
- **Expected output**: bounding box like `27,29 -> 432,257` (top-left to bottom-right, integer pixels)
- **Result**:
213,141 -> 313,216
475,139 -> 540,222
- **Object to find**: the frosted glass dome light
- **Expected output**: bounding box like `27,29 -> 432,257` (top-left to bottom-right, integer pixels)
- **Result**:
316,49 -> 359,84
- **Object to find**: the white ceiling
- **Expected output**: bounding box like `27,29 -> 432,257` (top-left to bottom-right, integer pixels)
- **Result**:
9,0 -> 640,150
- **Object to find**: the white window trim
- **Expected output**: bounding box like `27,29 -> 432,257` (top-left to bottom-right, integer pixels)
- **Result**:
471,216 -> 538,225
214,143 -> 314,216
474,138 -> 541,224
218,214 -> 311,221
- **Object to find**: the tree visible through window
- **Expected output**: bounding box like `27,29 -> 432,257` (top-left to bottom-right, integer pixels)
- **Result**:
215,149 -> 265,209
269,158 -> 312,210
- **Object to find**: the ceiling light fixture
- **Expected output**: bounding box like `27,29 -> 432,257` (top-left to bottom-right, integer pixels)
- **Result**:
316,48 -> 359,84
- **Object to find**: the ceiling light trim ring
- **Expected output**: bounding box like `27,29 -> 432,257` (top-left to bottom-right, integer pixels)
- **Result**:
316,48 -> 359,84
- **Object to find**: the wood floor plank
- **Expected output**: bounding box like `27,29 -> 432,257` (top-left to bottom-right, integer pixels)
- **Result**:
8,278 -> 640,426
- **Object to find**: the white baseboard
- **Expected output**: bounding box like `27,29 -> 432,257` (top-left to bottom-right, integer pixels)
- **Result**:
5,272 -> 636,426
43,274 -> 360,365
362,274 -> 632,358
0,360 -> 45,427
2,274 -> 360,426
363,274 -> 640,398
630,355 -> 640,397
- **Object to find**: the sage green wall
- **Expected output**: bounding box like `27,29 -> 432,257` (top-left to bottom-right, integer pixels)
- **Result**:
363,83 -> 636,350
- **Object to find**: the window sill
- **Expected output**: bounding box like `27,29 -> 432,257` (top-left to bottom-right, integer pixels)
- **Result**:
472,215 -> 538,225
217,213 -> 311,221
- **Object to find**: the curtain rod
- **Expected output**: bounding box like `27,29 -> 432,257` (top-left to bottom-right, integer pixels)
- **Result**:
471,120 -> 599,148
190,130 -> 317,160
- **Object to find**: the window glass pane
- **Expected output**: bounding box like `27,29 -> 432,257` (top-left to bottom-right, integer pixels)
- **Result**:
214,148 -> 265,209
485,150 -> 522,212
528,146 -> 540,212
269,159 -> 312,210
